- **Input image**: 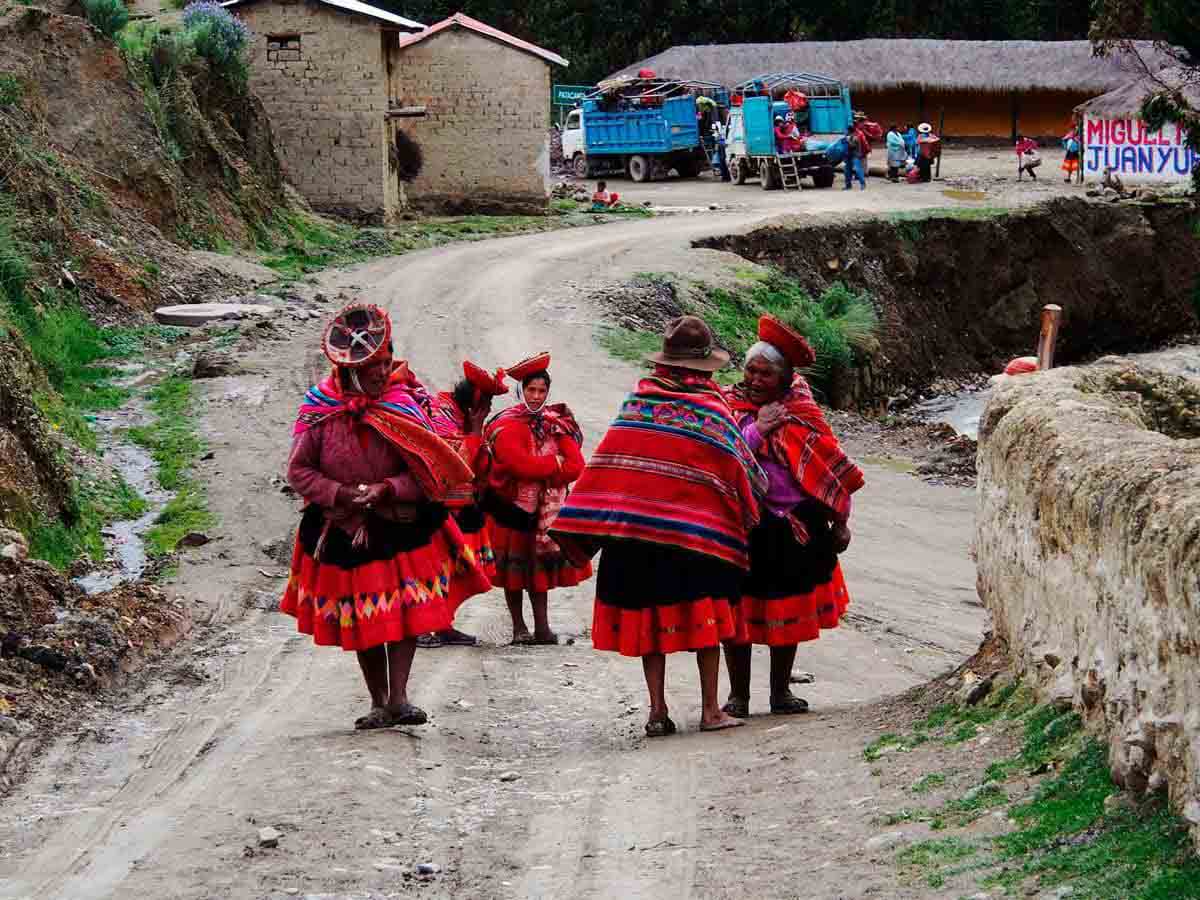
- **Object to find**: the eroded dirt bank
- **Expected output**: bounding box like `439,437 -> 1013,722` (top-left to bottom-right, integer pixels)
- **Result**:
697,198 -> 1200,405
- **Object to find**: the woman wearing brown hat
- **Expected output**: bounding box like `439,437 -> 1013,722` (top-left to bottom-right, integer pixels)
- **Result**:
551,316 -> 767,736
721,315 -> 865,717
282,303 -> 486,729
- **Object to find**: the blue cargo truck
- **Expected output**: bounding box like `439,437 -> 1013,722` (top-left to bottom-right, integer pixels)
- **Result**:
561,79 -> 726,182
725,73 -> 853,190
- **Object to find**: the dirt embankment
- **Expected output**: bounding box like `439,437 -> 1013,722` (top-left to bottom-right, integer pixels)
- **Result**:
0,5 -> 284,314
697,198 -> 1200,407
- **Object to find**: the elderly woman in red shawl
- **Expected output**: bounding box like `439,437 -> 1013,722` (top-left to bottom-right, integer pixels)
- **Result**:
281,303 -> 486,730
481,353 -> 591,645
419,361 -> 510,647
552,316 -> 766,736
720,315 -> 865,717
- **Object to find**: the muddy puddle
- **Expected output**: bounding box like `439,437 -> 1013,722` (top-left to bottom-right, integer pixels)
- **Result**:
74,371 -> 170,595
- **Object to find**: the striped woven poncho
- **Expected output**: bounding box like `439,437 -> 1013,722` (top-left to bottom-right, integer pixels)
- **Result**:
551,369 -> 766,571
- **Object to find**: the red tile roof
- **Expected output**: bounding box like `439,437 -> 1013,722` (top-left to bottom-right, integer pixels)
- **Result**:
395,13 -> 568,67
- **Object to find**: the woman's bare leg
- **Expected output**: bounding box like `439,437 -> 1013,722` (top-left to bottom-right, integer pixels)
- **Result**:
698,647 -> 741,728
530,591 -> 554,640
355,646 -> 388,708
505,589 -> 529,640
642,653 -> 668,723
384,639 -> 417,709
722,643 -> 752,708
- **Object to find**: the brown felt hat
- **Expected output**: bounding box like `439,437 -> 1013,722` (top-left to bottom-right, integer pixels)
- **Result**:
646,315 -> 730,372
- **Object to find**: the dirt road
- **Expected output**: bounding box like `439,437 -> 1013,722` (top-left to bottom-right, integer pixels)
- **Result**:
0,197 -> 986,899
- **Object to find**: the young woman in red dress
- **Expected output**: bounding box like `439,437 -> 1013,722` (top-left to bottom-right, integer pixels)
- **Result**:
481,353 -> 592,645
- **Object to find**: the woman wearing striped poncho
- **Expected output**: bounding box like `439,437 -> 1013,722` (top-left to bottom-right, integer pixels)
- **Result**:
551,316 -> 766,737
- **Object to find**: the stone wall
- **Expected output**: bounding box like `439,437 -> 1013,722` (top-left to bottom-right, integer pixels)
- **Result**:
389,28 -> 551,214
236,0 -> 388,222
976,360 -> 1200,844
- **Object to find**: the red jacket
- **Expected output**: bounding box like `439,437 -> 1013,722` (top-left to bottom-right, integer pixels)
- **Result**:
487,417 -> 585,500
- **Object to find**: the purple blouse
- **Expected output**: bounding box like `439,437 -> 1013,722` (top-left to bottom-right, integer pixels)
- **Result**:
740,416 -> 851,522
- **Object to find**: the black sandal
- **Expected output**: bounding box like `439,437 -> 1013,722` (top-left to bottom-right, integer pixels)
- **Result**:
770,692 -> 810,715
722,696 -> 750,718
645,716 -> 677,738
387,703 -> 428,726
355,707 -> 396,730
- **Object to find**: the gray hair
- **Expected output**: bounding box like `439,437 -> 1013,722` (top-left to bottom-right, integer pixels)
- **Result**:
746,341 -> 794,382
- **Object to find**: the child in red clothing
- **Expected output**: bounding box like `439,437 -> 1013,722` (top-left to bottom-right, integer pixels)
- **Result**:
481,353 -> 592,644
591,181 -> 619,210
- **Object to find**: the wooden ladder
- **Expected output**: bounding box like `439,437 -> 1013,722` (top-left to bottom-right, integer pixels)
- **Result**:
778,156 -> 802,190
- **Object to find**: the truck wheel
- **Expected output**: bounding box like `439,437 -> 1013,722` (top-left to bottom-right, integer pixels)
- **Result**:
628,155 -> 651,183
573,154 -> 590,179
813,167 -> 835,188
760,161 -> 778,190
731,158 -> 748,185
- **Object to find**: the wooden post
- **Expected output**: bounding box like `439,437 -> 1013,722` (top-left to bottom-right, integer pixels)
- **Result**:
935,107 -> 946,178
1037,304 -> 1063,370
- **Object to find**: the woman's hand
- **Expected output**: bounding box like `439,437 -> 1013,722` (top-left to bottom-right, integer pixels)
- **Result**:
831,521 -> 852,553
353,482 -> 392,509
756,402 -> 788,436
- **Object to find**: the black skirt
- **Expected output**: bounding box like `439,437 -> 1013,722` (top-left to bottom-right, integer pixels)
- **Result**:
596,539 -> 743,611
743,504 -> 838,600
297,503 -> 448,569
454,501 -> 486,535
479,489 -> 536,532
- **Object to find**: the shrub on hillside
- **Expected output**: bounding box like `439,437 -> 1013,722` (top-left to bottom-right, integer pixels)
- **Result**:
181,2 -> 250,85
83,0 -> 129,38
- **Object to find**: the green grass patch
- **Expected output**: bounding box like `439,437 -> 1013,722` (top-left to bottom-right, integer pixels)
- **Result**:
596,325 -> 661,364
911,772 -> 947,794
144,482 -> 212,557
126,376 -> 202,492
0,73 -> 22,109
864,731 -> 928,761
24,474 -> 146,570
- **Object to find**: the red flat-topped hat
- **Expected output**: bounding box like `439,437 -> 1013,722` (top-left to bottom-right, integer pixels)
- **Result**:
463,361 -> 509,396
758,315 -> 816,369
507,352 -> 551,381
322,303 -> 392,368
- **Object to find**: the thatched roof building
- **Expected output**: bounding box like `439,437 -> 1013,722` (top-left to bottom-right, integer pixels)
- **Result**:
1076,69 -> 1200,118
614,40 -> 1169,140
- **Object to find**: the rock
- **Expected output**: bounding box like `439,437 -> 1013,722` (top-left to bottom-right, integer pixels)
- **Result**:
192,350 -> 240,379
790,671 -> 816,684
0,528 -> 29,562
414,862 -> 440,877
1182,801 -> 1200,826
1103,792 -> 1135,815
155,303 -> 275,327
177,532 -> 211,548
257,826 -> 282,848
956,671 -> 993,706
863,831 -> 907,852
498,771 -> 520,783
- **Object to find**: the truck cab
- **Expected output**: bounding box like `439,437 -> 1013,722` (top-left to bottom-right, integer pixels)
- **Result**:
561,108 -> 586,175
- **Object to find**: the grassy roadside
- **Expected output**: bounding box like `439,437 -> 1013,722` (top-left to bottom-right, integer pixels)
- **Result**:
870,680 -> 1200,897
597,269 -> 879,398
126,376 -> 213,556
256,206 -> 645,281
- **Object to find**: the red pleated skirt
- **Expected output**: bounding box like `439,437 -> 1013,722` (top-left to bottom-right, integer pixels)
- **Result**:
281,509 -> 482,651
741,562 -> 851,646
488,516 -> 593,593
593,596 -> 746,657
448,513 -> 495,616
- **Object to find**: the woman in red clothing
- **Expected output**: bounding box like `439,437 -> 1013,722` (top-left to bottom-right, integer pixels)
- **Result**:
422,361 -> 510,647
281,303 -> 484,729
482,353 -> 592,645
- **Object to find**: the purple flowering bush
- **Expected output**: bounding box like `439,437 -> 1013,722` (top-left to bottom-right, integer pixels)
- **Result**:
181,1 -> 251,85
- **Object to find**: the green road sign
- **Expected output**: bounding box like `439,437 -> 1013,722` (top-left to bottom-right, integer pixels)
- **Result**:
552,84 -> 593,106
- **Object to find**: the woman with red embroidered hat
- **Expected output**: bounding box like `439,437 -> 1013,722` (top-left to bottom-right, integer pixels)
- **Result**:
420,361 -> 510,647
282,303 -> 484,729
720,315 -> 865,718
481,352 -> 591,645
551,316 -> 767,736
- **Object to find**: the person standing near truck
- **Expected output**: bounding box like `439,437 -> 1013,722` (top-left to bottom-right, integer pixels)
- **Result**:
843,123 -> 867,190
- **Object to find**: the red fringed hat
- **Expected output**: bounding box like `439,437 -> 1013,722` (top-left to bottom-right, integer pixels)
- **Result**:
323,303 -> 392,368
507,352 -> 551,381
758,315 -> 815,369
463,361 -> 509,397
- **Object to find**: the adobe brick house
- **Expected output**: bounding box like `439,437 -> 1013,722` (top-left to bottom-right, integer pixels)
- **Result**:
391,14 -> 567,215
223,2 -> 565,220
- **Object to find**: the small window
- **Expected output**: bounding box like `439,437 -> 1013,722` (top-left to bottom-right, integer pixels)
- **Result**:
565,111 -> 581,130
267,33 -> 302,61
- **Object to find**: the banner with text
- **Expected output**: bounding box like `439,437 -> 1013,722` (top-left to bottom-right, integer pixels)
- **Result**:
1083,117 -> 1197,181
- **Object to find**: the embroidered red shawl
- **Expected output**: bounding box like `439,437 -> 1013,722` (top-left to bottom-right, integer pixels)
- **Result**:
551,368 -> 766,571
725,375 -> 864,525
294,365 -> 473,507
